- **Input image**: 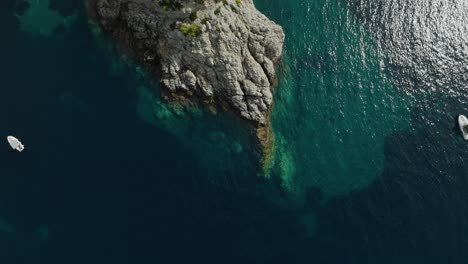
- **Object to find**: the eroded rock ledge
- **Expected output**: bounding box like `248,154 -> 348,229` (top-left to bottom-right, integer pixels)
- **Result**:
89,0 -> 284,151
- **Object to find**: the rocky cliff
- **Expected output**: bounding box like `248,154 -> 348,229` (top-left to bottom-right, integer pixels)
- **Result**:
89,0 -> 284,150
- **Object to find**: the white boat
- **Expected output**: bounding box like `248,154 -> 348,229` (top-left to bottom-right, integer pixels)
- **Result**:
458,115 -> 468,140
7,136 -> 24,152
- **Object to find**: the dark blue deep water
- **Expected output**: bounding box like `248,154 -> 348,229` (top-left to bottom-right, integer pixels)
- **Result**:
1,0 -> 468,263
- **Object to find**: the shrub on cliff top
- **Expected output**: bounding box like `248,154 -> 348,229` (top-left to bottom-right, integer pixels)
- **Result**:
179,23 -> 201,37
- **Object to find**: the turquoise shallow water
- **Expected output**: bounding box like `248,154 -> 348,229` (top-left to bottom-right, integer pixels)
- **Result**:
257,0 -> 468,199
257,0 -> 412,198
1,0 -> 468,263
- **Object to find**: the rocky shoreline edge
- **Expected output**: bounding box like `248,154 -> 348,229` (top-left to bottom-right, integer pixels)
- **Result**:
87,0 -> 284,166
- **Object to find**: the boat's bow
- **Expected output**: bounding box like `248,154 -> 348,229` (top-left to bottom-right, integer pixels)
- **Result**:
6,136 -> 24,151
458,115 -> 468,140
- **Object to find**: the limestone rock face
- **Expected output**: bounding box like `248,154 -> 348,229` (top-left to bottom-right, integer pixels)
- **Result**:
91,0 -> 285,125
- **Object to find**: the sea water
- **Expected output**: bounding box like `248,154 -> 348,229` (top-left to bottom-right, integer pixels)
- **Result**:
1,0 -> 468,263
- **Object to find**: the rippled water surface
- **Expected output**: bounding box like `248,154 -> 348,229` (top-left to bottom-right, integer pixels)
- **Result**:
1,0 -> 468,263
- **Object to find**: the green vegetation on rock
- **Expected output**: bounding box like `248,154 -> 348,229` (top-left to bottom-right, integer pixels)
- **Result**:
179,23 -> 201,37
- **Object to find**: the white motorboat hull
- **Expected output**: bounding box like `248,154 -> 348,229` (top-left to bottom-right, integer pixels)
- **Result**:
458,115 -> 468,140
7,136 -> 24,152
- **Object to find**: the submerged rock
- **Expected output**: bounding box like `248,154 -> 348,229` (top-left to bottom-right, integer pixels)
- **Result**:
17,0 -> 76,36
88,0 -> 285,151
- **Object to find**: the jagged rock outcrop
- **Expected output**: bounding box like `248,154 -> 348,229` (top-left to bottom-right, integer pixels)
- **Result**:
90,0 -> 284,134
